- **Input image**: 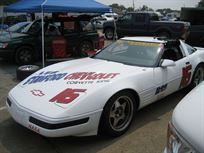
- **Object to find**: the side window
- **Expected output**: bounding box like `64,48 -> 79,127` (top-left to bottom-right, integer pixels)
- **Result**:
121,14 -> 132,22
135,14 -> 145,23
63,21 -> 76,34
45,22 -> 61,36
150,14 -> 159,21
185,43 -> 196,55
162,47 -> 183,61
80,21 -> 94,32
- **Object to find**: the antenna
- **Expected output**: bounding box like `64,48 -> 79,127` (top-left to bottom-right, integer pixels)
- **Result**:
133,0 -> 135,11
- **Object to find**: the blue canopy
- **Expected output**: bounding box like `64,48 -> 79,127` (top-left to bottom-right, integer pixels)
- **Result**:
4,0 -> 112,13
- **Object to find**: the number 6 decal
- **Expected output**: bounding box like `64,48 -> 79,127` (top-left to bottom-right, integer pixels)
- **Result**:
179,64 -> 192,88
50,88 -> 86,104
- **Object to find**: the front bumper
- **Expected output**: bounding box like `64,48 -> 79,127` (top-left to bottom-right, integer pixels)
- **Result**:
6,97 -> 102,137
0,48 -> 14,58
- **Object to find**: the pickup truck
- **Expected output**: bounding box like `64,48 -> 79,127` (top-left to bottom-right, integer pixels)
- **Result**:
103,12 -> 190,40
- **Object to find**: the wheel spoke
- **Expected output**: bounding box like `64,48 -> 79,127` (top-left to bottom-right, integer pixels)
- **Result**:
121,102 -> 127,110
114,100 -> 121,108
109,111 -> 116,118
112,117 -> 120,127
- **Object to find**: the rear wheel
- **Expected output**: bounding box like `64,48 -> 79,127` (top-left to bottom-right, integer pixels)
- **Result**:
79,41 -> 93,57
15,46 -> 34,65
157,31 -> 170,38
190,64 -> 204,88
104,28 -> 114,40
99,91 -> 136,137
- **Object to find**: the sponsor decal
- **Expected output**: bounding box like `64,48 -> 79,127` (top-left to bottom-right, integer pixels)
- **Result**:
23,71 -> 119,85
50,88 -> 86,104
23,71 -> 67,85
28,124 -> 40,134
128,41 -> 160,47
64,72 -> 120,81
31,89 -> 45,97
155,84 -> 168,95
180,64 -> 192,88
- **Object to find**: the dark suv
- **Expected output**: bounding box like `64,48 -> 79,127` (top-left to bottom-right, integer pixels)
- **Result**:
0,16 -> 104,64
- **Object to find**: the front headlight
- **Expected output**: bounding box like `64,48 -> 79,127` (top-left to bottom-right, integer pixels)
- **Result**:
0,43 -> 8,48
166,122 -> 196,153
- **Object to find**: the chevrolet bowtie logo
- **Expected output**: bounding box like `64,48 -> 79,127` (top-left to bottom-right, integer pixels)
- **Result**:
31,90 -> 45,97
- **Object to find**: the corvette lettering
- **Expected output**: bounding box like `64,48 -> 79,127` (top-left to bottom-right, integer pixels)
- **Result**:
67,81 -> 94,85
49,88 -> 86,104
64,72 -> 120,80
23,71 -> 67,85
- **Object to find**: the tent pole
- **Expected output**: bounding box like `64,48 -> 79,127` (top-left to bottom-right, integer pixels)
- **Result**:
41,7 -> 45,67
41,0 -> 47,68
1,7 -> 5,35
112,12 -> 117,41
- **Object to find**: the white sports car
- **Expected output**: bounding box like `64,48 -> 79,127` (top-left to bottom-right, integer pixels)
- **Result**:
7,37 -> 204,137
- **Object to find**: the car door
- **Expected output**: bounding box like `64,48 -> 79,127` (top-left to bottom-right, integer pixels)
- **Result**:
132,13 -> 148,36
62,21 -> 80,55
44,22 -> 62,58
116,14 -> 134,36
153,45 -> 192,100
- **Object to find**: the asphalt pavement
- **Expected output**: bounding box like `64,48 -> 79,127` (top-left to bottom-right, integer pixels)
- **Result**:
0,57 -> 189,153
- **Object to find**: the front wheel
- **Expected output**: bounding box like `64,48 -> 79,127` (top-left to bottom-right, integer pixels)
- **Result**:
190,64 -> 204,88
99,91 -> 136,137
15,46 -> 34,65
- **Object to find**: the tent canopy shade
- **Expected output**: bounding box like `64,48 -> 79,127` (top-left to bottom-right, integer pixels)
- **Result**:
4,0 -> 112,13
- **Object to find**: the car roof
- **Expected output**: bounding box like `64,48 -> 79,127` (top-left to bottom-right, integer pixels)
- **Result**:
121,36 -> 167,43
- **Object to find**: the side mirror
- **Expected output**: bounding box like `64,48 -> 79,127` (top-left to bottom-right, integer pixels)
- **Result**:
161,59 -> 176,67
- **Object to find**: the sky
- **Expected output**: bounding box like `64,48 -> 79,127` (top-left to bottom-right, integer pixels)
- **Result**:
96,0 -> 200,10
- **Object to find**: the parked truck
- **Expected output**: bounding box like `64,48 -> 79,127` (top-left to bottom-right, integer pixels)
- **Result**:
103,12 -> 190,40
181,7 -> 204,47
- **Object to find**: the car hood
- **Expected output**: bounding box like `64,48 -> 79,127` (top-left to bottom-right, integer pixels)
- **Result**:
9,58 -> 146,118
172,82 -> 204,153
0,32 -> 29,42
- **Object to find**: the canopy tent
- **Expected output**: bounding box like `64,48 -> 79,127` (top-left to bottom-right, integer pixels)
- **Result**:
4,0 -> 112,67
4,0 -> 112,13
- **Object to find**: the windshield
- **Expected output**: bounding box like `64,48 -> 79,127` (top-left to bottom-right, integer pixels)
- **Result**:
93,40 -> 162,67
6,22 -> 29,32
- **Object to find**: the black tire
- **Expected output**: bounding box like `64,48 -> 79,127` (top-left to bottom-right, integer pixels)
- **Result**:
104,28 -> 114,40
157,31 -> 170,38
15,46 -> 34,65
16,65 -> 40,81
79,41 -> 93,57
99,91 -> 136,137
190,64 -> 204,88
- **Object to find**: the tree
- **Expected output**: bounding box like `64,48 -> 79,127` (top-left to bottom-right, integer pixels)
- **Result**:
138,5 -> 154,12
127,7 -> 134,12
0,0 -> 18,5
198,0 -> 204,7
